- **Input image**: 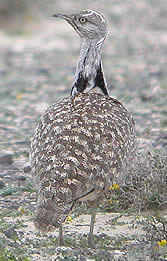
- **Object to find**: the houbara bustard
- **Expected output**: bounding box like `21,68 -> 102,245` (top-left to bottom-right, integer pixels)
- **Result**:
30,9 -> 136,247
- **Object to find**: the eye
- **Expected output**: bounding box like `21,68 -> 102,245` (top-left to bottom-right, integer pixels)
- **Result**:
79,17 -> 87,24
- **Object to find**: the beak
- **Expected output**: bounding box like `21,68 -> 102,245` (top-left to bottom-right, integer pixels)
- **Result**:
52,13 -> 74,23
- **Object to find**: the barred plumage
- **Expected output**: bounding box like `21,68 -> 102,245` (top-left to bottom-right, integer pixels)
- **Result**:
30,9 -> 136,247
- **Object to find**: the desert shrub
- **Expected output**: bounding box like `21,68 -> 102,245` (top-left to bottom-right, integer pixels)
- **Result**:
143,215 -> 167,242
104,147 -> 167,212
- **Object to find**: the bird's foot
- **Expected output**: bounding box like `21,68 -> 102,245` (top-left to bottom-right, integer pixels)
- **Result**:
58,237 -> 64,246
58,225 -> 64,246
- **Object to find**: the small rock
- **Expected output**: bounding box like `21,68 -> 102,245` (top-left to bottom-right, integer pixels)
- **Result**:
98,233 -> 107,238
17,175 -> 26,182
140,94 -> 153,102
8,204 -> 20,210
3,227 -> 18,239
0,180 -> 5,189
17,175 -> 26,187
23,165 -> 31,173
0,154 -> 13,165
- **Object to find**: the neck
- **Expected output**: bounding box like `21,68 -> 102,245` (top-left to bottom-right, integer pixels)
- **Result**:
71,38 -> 109,96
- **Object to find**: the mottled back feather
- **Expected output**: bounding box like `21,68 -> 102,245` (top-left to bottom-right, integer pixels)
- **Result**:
30,93 -> 136,231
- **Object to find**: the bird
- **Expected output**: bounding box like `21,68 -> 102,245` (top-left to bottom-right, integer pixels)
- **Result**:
30,9 -> 136,248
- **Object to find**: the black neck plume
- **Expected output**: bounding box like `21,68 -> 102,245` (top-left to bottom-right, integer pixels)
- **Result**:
71,62 -> 109,96
71,72 -> 88,95
94,63 -> 109,95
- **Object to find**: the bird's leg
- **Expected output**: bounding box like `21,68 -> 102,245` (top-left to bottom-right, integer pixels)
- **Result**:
88,207 -> 97,248
58,224 -> 64,246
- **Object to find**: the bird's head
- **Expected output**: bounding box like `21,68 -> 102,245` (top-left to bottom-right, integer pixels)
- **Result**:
53,9 -> 107,41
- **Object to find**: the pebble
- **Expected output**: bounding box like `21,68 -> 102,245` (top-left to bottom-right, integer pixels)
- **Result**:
0,154 -> 13,165
3,227 -> 18,239
0,180 -> 5,189
16,175 -> 26,187
23,165 -> 31,173
17,175 -> 26,182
